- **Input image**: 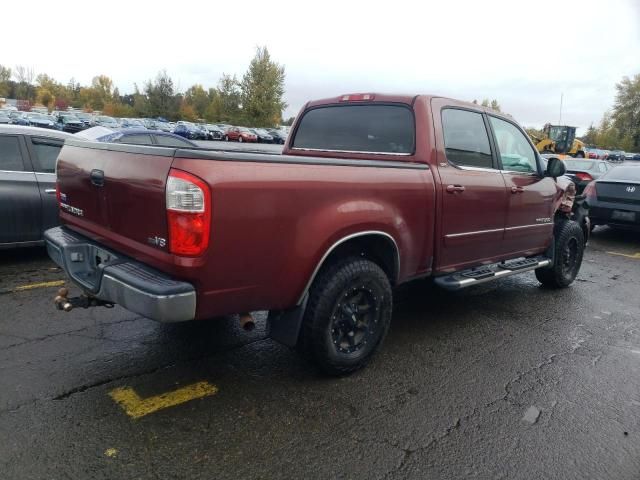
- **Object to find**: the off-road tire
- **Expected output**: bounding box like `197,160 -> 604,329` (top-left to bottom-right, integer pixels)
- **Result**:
298,257 -> 392,376
535,219 -> 585,288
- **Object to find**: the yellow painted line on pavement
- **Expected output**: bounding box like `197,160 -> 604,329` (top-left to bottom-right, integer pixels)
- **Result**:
12,280 -> 65,292
607,251 -> 640,260
108,381 -> 218,419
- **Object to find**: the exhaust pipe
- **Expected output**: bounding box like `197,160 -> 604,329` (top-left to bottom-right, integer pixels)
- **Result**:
239,312 -> 255,331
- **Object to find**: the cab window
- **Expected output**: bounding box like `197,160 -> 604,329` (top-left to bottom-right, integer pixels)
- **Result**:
0,135 -> 25,171
489,116 -> 538,173
441,109 -> 493,169
30,138 -> 63,173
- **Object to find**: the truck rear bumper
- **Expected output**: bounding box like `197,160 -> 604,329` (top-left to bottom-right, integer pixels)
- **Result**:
45,226 -> 196,322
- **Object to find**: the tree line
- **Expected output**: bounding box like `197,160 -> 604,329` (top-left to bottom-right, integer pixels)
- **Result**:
0,47 -> 290,127
579,74 -> 640,151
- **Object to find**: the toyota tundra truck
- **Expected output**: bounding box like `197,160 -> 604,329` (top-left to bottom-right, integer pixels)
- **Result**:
45,94 -> 589,375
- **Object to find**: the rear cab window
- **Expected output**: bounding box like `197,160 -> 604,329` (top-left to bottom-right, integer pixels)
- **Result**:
292,104 -> 415,154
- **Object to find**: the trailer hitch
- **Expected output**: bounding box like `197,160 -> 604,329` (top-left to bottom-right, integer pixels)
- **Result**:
54,287 -> 114,312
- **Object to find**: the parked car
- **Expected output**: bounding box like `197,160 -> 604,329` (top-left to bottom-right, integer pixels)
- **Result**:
607,150 -> 626,162
55,115 -> 86,133
225,126 -> 258,142
216,123 -> 232,132
626,152 -> 640,161
46,93 -> 589,375
585,164 -> 640,230
0,125 -> 74,248
73,112 -> 93,127
173,123 -> 203,140
9,111 -> 29,125
119,118 -> 146,129
267,128 -> 287,144
154,121 -> 173,133
562,159 -> 613,193
24,112 -> 56,130
250,128 -> 274,143
0,111 -> 11,124
80,127 -> 199,148
201,124 -> 225,140
93,115 -> 120,129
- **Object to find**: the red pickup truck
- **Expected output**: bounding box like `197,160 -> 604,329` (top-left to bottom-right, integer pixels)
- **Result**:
46,93 -> 589,375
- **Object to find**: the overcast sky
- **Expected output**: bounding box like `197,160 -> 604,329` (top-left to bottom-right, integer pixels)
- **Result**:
4,0 -> 639,132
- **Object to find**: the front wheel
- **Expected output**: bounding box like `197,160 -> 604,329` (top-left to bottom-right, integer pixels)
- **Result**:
535,219 -> 585,288
224,135 -> 229,141
297,257 -> 392,375
238,136 -> 243,143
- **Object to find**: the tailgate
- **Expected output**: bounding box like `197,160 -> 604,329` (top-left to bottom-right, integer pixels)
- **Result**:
56,142 -> 175,250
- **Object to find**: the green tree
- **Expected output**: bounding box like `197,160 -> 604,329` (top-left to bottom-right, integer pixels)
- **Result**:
216,74 -> 242,122
184,84 -> 210,118
240,46 -> 286,126
0,64 -> 12,97
612,74 -> 640,149
145,71 -> 177,119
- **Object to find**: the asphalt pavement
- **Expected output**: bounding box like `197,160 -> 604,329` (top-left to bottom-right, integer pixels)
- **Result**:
1,213 -> 640,478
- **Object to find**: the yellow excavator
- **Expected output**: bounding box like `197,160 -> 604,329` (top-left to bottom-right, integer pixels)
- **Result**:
530,124 -> 586,158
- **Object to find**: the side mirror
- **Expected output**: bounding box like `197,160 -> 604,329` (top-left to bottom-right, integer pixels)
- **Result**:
545,157 -> 566,178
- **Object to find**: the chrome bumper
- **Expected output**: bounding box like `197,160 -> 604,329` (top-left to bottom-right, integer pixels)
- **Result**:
45,226 -> 196,322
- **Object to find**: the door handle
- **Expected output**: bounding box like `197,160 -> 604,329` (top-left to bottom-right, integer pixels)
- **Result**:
44,188 -> 56,194
90,169 -> 105,187
446,184 -> 466,193
511,186 -> 524,194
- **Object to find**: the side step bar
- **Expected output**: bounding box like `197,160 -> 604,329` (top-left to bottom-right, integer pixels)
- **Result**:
434,256 -> 552,291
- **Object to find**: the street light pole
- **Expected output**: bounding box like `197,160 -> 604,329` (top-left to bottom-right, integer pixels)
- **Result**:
559,93 -> 563,125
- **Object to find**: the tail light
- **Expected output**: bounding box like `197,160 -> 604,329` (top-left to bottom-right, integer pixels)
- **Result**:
576,172 -> 593,182
166,169 -> 211,256
583,181 -> 597,199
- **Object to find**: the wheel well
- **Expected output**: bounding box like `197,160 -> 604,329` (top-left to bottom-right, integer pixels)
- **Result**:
318,234 -> 399,284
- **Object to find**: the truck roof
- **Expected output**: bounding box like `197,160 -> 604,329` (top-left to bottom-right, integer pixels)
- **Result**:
305,93 -> 508,117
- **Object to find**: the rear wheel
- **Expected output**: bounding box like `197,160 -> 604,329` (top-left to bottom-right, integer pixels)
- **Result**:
238,136 -> 243,143
535,219 -> 585,288
298,257 -> 392,375
224,135 -> 229,141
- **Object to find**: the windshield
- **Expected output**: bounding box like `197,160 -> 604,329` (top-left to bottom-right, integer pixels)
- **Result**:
98,116 -> 116,123
240,127 -> 252,133
548,126 -> 568,142
604,166 -> 640,182
27,113 -> 47,120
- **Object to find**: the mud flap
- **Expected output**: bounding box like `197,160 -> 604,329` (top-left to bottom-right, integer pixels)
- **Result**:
267,294 -> 308,347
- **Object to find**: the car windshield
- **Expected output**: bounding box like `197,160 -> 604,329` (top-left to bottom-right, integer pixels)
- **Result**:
98,116 -> 115,122
564,160 -> 595,170
27,113 -> 47,120
255,129 -> 269,135
240,128 -> 251,133
63,116 -> 79,122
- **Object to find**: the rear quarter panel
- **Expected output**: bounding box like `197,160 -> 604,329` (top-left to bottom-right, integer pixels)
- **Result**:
170,157 -> 436,319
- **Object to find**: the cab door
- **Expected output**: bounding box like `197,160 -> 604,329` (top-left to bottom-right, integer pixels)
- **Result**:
431,99 -> 509,272
0,134 -> 42,244
487,115 -> 556,256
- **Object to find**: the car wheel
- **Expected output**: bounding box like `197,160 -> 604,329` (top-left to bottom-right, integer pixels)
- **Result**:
238,136 -> 243,143
535,219 -> 585,288
297,256 -> 392,376
575,151 -> 585,158
224,135 -> 229,141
